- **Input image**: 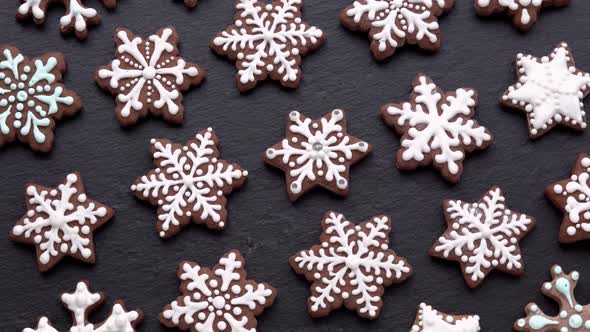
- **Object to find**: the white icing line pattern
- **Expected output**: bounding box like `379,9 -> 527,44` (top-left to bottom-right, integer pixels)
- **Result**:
515,265 -> 590,331
341,0 -> 454,60
131,128 -> 248,238
502,43 -> 590,139
16,0 -> 117,40
0,47 -> 80,152
211,0 -> 325,92
290,212 -> 412,319
160,250 -> 277,332
381,74 -> 492,183
96,27 -> 204,125
10,173 -> 113,272
430,187 -> 535,288
264,110 -> 371,201
22,281 -> 142,332
474,0 -> 570,31
411,303 -> 480,332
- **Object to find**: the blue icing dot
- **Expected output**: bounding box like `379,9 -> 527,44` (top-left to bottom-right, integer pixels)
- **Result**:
569,314 -> 583,328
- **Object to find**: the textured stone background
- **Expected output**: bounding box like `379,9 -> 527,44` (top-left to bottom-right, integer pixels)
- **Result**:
1,1 -> 590,330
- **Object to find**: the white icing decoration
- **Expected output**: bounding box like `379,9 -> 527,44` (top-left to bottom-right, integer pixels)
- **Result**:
433,187 -> 534,285
161,251 -> 275,332
552,156 -> 590,238
411,303 -> 480,332
212,0 -> 323,88
0,48 -> 74,144
384,75 -> 491,177
476,0 -> 543,25
292,212 -> 412,318
503,43 -> 590,138
22,281 -> 141,332
97,27 -> 200,119
131,129 -> 248,238
265,110 -> 370,196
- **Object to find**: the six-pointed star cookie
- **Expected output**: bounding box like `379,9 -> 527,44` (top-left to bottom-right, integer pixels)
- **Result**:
210,0 -> 325,92
263,109 -> 372,201
546,153 -> 590,243
474,0 -> 570,31
341,0 -> 455,60
430,187 -> 535,288
410,303 -> 480,332
160,250 -> 277,332
10,173 -> 114,272
131,128 -> 248,238
290,212 -> 412,319
501,42 -> 590,139
96,26 -> 205,126
381,74 -> 492,183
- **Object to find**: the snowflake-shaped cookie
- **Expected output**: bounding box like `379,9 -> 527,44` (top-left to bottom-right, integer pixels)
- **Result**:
381,74 -> 492,183
23,280 -> 142,332
515,265 -> 590,331
131,128 -> 248,238
211,0 -> 325,92
502,43 -> 590,139
10,173 -> 113,272
17,0 -> 117,40
340,0 -> 455,60
160,250 -> 277,332
96,27 -> 205,126
546,153 -> 590,243
290,212 -> 412,319
410,303 -> 480,332
474,0 -> 569,31
430,187 -> 535,288
0,46 -> 81,152
264,110 -> 371,201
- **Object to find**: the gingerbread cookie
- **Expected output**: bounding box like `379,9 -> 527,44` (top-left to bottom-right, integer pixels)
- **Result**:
96,26 -> 205,126
23,281 -> 142,332
0,46 -> 81,152
430,187 -> 535,288
410,303 -> 480,332
515,265 -> 590,331
160,250 -> 277,332
381,74 -> 492,183
341,0 -> 455,60
211,0 -> 325,92
264,110 -> 371,201
180,0 -> 198,8
290,212 -> 412,319
17,0 -> 117,40
131,128 -> 248,238
546,153 -> 590,243
10,173 -> 114,272
474,0 -> 569,31
501,42 -> 590,139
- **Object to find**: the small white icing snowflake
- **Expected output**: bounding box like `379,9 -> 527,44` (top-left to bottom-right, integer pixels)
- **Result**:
131,128 -> 248,238
291,212 -> 412,319
161,250 -> 277,332
10,173 -> 113,272
0,47 -> 80,151
211,0 -> 325,91
264,110 -> 371,201
381,74 -> 492,182
23,281 -> 142,332
17,0 -> 117,39
502,43 -> 590,139
431,187 -> 535,288
411,303 -> 480,332
341,0 -> 454,60
97,27 -> 204,125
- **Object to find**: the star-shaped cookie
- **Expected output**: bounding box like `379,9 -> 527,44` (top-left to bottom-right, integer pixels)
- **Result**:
430,187 -> 535,288
10,173 -> 114,272
263,110 -> 372,201
501,42 -> 590,139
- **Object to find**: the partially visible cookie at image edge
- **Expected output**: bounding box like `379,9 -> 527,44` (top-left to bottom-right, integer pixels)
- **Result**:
474,0 -> 570,31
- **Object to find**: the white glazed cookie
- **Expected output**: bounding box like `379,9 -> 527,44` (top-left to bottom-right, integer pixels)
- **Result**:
22,281 -> 142,332
474,0 -> 570,31
410,303 -> 480,332
211,0 -> 325,92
